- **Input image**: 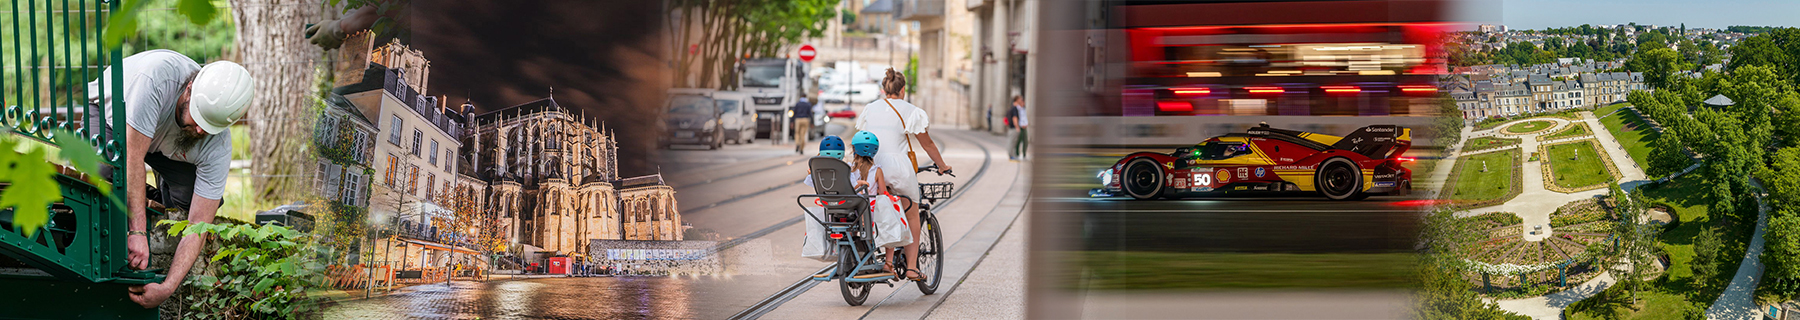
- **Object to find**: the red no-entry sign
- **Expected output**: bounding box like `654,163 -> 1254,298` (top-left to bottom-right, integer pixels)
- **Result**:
798,44 -> 817,62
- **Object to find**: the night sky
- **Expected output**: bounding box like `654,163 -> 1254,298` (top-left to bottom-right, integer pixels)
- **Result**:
410,0 -> 670,177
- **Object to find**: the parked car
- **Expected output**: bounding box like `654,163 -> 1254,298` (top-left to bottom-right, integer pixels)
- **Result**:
662,89 -> 724,149
713,91 -> 756,144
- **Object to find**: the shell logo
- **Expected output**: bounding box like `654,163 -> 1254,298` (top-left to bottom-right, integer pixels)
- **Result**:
1216,169 -> 1231,183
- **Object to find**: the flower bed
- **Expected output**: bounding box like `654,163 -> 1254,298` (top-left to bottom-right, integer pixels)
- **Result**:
1464,136 -> 1522,153
1550,199 -> 1609,227
1539,122 -> 1593,141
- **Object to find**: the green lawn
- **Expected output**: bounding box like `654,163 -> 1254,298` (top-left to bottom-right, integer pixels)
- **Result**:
1545,141 -> 1613,189
1569,172 -> 1749,319
1072,251 -> 1415,289
1599,108 -> 1660,169
1506,120 -> 1556,134
1596,102 -> 1633,118
1465,136 -> 1522,152
1541,123 -> 1592,141
1452,149 -> 1517,201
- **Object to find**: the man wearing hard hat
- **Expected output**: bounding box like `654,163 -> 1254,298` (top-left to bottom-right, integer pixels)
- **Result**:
87,49 -> 254,308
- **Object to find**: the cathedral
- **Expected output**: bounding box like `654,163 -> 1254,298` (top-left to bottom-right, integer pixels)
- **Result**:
457,96 -> 682,258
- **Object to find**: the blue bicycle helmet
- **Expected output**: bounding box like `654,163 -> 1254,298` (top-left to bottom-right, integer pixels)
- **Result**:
851,131 -> 880,157
818,135 -> 846,159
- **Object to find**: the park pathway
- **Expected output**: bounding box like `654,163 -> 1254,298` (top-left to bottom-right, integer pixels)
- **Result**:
1454,112 -> 1654,319
1705,179 -> 1770,320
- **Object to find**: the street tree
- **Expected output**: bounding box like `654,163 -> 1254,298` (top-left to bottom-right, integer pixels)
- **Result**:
1763,214 -> 1800,295
1610,181 -> 1660,304
1627,48 -> 1686,89
1648,128 -> 1691,178
1693,226 -> 1723,291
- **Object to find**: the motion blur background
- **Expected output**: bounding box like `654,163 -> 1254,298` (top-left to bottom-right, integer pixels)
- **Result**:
1029,1 -> 1460,318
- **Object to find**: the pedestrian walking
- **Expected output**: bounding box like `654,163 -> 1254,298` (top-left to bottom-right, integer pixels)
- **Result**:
1006,95 -> 1029,161
793,96 -> 815,154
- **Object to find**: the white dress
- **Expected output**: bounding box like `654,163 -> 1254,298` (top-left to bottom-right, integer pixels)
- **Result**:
856,98 -> 931,200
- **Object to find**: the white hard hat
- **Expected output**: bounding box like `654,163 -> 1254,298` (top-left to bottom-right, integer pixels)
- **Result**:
188,61 -> 255,134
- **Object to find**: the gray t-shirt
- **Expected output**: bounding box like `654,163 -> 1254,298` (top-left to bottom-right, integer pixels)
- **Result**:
88,49 -> 232,200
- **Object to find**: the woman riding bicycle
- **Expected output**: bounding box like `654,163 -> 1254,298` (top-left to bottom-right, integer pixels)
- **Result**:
855,68 -> 953,282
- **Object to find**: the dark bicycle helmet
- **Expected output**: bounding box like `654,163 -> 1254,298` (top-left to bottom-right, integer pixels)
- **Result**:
851,131 -> 880,157
819,135 -> 846,159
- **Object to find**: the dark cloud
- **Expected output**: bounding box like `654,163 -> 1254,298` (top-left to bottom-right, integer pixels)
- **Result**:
411,0 -> 670,177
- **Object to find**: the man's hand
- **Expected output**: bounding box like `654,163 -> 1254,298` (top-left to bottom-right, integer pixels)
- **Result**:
128,281 -> 176,308
127,234 -> 149,270
305,19 -> 347,49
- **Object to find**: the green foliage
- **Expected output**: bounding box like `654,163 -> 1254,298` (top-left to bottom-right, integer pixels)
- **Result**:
1626,48 -> 1686,89
159,220 -> 326,318
1647,127 -> 1691,178
1692,226 -> 1722,291
1727,26 -> 1780,34
905,54 -> 918,96
105,0 -> 224,48
1727,28 -> 1800,85
1491,42 -> 1558,66
1414,210 -> 1531,320
0,135 -> 64,237
126,0 -> 237,65
1764,215 -> 1800,288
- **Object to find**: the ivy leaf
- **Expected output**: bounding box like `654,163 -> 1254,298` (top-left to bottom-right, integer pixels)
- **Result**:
1,147 -> 65,237
162,220 -> 190,236
175,0 -> 218,25
101,0 -> 147,48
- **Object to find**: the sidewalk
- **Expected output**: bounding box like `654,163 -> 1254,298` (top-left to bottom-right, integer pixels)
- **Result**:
927,206 -> 1028,319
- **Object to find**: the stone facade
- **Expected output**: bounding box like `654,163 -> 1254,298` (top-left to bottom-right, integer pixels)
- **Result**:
462,97 -> 682,257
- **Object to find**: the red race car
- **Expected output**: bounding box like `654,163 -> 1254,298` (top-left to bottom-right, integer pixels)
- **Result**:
1092,124 -> 1415,200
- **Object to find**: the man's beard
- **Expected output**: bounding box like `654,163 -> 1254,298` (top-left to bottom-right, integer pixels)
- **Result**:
170,127 -> 207,150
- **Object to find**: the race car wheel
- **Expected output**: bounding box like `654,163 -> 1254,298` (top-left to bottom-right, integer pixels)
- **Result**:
1316,157 -> 1363,200
1394,179 -> 1412,197
1122,158 -> 1165,200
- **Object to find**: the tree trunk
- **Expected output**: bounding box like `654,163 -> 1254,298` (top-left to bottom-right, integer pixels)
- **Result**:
232,0 -> 323,203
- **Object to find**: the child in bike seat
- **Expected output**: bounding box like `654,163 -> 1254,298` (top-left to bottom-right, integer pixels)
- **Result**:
849,131 -> 889,196
804,135 -> 848,189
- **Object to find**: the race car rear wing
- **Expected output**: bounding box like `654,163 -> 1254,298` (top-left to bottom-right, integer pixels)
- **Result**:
1330,125 -> 1412,160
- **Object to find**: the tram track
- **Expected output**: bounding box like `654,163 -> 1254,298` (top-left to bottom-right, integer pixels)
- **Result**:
725,130 -> 995,320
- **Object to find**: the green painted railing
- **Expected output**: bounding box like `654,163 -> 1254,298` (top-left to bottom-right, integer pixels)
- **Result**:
2,0 -> 157,318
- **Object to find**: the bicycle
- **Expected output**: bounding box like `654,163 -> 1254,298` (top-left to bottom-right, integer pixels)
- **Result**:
797,158 -> 953,306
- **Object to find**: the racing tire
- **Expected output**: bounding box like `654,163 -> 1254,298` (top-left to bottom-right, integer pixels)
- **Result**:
1121,158 -> 1165,200
916,213 -> 944,294
1315,157 -> 1364,200
1394,179 -> 1412,197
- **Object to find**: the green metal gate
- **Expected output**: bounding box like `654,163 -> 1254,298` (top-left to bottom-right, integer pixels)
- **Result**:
2,0 -> 160,318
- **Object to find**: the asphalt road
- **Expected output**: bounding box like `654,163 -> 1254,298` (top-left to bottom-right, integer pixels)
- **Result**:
659,127 -> 1018,319
1046,196 -> 1425,253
